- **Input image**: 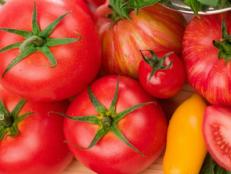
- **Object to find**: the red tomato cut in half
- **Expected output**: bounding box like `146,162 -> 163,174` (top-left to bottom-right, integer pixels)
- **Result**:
203,106 -> 231,171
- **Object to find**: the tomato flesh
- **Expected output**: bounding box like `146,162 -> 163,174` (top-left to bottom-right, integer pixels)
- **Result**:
203,106 -> 231,171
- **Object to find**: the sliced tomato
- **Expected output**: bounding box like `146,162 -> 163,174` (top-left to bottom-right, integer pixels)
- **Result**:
203,106 -> 231,171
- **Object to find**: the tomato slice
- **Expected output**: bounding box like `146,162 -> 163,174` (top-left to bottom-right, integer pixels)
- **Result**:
203,106 -> 231,171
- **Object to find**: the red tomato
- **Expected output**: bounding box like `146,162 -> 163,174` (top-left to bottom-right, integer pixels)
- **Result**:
0,0 -> 101,101
183,13 -> 231,105
87,0 -> 105,6
0,84 -> 72,174
97,3 -> 186,78
203,106 -> 231,171
69,0 -> 94,17
138,51 -> 185,99
63,75 -> 167,174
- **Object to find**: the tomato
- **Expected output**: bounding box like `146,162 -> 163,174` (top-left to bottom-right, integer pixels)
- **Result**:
69,0 -> 94,17
203,106 -> 231,171
138,51 -> 185,99
0,84 -> 72,174
183,13 -> 231,105
163,94 -> 207,174
0,0 -> 101,101
63,75 -> 167,174
86,0 -> 105,7
97,3 -> 186,78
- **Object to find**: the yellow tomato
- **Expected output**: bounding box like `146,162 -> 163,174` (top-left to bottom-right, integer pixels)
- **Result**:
163,94 -> 207,174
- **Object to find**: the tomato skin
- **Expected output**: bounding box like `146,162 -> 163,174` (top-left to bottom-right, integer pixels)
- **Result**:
98,4 -> 186,78
163,94 -> 207,174
138,52 -> 185,99
86,0 -> 105,7
183,13 -> 231,105
203,106 -> 231,171
0,0 -> 101,102
64,76 -> 167,174
0,85 -> 72,174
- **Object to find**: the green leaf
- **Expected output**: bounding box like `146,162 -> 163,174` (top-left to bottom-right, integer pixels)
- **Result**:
32,2 -> 40,35
129,0 -> 161,9
184,0 -> 204,14
0,127 -> 7,140
200,154 -> 231,174
8,125 -> 19,137
37,46 -> 57,67
114,102 -> 153,123
0,42 -> 21,53
109,0 -> 130,21
198,0 -> 219,6
15,112 -> 33,124
87,87 -> 107,114
2,46 -> 36,77
46,37 -> 79,47
222,20 -> 229,39
88,128 -> 109,148
0,101 -> 10,117
39,13 -> 68,38
11,99 -> 26,118
50,112 -> 100,125
109,79 -> 119,114
0,28 -> 32,38
111,124 -> 144,156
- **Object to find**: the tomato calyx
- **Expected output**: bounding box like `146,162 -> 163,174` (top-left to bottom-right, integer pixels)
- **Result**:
213,20 -> 231,61
0,0 -> 5,5
108,0 -> 160,22
0,99 -> 33,140
141,50 -> 173,80
53,79 -> 153,155
0,3 -> 80,77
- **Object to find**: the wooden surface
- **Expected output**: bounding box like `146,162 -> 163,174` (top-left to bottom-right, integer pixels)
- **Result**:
63,158 -> 163,174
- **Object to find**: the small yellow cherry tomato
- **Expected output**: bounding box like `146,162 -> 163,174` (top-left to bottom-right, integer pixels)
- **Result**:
163,94 -> 207,174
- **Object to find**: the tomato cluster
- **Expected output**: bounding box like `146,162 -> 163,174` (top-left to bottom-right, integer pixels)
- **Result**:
0,0 -> 230,174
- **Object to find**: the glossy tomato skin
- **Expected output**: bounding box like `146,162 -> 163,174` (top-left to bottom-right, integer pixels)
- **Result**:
0,84 -> 72,174
98,4 -> 186,78
64,76 -> 167,174
203,106 -> 231,171
0,0 -> 101,102
183,13 -> 231,105
138,52 -> 185,99
86,0 -> 105,7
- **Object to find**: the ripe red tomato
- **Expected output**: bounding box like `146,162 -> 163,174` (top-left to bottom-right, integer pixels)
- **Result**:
0,0 -> 101,101
183,13 -> 231,105
138,51 -> 185,99
97,3 -> 186,78
86,0 -> 105,7
63,76 -> 167,174
0,84 -> 72,174
203,106 -> 231,171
